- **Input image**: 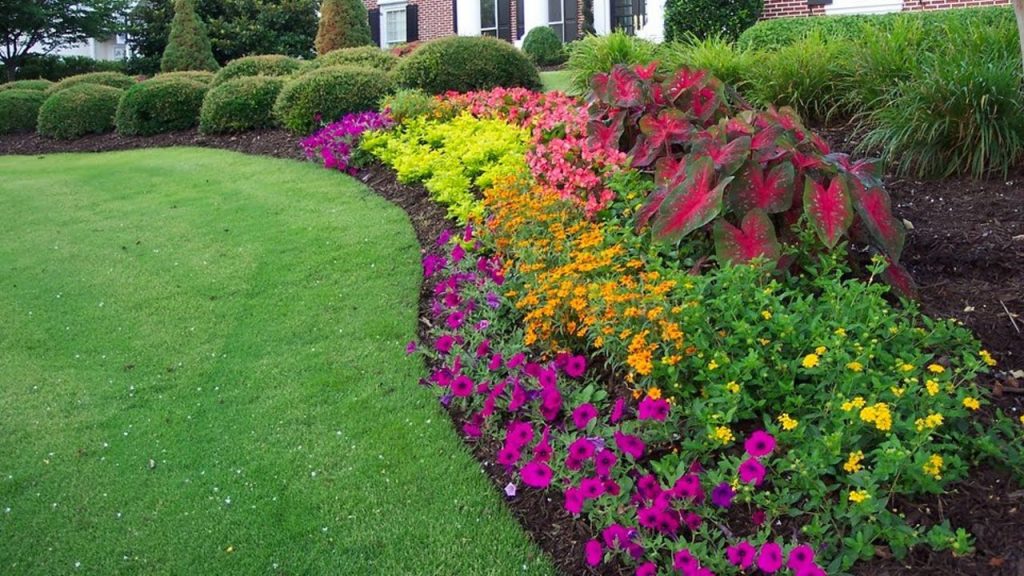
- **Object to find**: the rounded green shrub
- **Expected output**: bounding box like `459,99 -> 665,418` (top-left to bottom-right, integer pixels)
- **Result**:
0,90 -> 46,134
44,71 -> 136,96
522,26 -> 566,66
665,0 -> 763,42
212,55 -> 302,86
311,46 -> 400,72
395,36 -> 541,94
0,79 -> 54,92
115,77 -> 208,136
37,84 -> 123,139
153,70 -> 216,85
273,64 -> 394,134
200,76 -> 286,134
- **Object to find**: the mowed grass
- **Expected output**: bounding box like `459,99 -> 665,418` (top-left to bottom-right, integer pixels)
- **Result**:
0,149 -> 554,576
540,70 -> 573,94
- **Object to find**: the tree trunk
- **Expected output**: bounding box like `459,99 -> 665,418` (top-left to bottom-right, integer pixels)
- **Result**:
1014,0 -> 1024,76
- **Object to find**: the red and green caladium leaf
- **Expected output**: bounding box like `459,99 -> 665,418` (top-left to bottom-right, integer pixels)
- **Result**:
728,160 -> 795,214
609,65 -> 644,108
636,186 -> 670,230
803,176 -> 853,249
633,109 -> 692,167
881,256 -> 918,299
652,157 -> 733,242
654,155 -> 687,190
825,152 -> 884,188
843,174 -> 906,260
663,67 -> 707,104
692,131 -> 750,175
713,208 -> 781,265
587,112 -> 625,152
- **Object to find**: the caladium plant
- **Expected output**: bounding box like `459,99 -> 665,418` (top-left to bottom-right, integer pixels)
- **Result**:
587,63 -> 910,293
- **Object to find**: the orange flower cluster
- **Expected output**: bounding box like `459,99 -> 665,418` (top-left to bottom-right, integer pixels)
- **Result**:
484,179 -> 691,379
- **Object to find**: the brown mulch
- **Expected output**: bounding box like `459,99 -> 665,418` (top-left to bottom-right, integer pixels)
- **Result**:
2,129 -> 1023,575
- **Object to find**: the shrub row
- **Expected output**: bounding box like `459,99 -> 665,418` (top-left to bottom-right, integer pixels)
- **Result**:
38,84 -> 123,139
0,90 -> 47,134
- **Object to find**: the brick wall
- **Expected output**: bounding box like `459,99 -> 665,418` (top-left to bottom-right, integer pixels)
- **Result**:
761,0 -> 1007,19
363,0 -> 456,40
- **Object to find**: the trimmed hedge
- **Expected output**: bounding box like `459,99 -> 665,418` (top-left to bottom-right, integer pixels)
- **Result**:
395,36 -> 541,94
522,27 -> 567,66
37,84 -> 123,139
199,76 -> 286,134
665,0 -> 763,42
0,79 -> 54,92
153,70 -> 216,85
44,72 -> 137,96
115,77 -> 209,135
737,5 -> 1013,50
310,46 -> 399,71
0,90 -> 47,134
212,55 -> 302,85
273,64 -> 394,134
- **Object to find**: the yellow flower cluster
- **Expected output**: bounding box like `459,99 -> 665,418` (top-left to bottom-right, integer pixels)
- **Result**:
925,379 -> 940,396
711,426 -> 735,445
980,349 -> 997,367
848,489 -> 871,504
859,402 -> 893,432
802,353 -> 820,369
914,412 -> 944,432
923,454 -> 944,479
843,450 -> 865,473
841,396 -> 866,412
962,397 -> 980,411
778,413 -> 799,431
846,361 -> 864,372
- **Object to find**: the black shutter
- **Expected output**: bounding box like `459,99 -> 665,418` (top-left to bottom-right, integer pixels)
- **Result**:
516,0 -> 524,40
406,4 -> 419,41
563,0 -> 578,41
452,0 -> 458,33
498,0 -> 512,41
369,8 -> 381,47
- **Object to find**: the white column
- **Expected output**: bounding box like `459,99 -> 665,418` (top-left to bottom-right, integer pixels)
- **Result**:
522,0 -> 549,38
457,0 -> 482,36
593,0 -> 610,35
635,0 -> 664,42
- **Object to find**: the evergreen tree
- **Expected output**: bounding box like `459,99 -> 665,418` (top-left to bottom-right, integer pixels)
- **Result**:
314,0 -> 373,56
161,0 -> 219,72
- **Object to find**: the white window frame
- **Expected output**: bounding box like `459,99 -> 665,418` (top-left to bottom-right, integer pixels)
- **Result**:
480,0 -> 499,36
548,0 -> 564,40
379,0 -> 408,48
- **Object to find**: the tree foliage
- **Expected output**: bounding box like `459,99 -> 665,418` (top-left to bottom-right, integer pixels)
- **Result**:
315,0 -> 373,56
161,0 -> 219,71
0,0 -> 125,80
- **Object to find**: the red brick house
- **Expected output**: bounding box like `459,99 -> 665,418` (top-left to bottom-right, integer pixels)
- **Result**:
762,0 -> 1008,20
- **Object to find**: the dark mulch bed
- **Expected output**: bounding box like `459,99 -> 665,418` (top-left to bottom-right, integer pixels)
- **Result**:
2,129 -> 1023,575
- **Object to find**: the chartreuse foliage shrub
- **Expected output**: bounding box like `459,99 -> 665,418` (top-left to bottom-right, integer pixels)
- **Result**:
522,26 -> 567,66
395,36 -> 542,95
161,0 -> 219,72
212,55 -> 302,86
0,79 -> 53,92
44,72 -> 136,96
565,31 -> 661,95
361,113 -> 528,222
310,46 -> 399,72
199,76 -> 286,134
273,65 -> 394,134
665,0 -> 763,42
37,84 -> 123,139
0,90 -> 46,134
115,77 -> 208,135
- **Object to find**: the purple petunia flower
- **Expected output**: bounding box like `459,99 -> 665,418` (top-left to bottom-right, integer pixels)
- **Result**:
726,541 -> 756,569
584,539 -> 603,567
434,335 -> 455,355
788,544 -> 816,569
594,449 -> 617,477
405,340 -> 417,355
572,403 -> 598,429
564,487 -> 583,515
579,477 -> 605,500
564,355 -> 587,378
637,397 -> 671,421
422,254 -> 446,278
757,542 -> 784,573
711,482 -> 735,508
673,548 -> 699,575
520,460 -> 553,488
611,397 -> 626,424
451,375 -> 473,397
485,291 -> 501,309
613,431 -> 645,460
739,458 -> 767,486
744,430 -> 776,458
568,438 -> 596,461
636,562 -> 657,576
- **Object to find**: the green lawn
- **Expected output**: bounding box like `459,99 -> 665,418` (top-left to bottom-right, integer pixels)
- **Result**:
540,70 -> 573,94
0,149 -> 554,576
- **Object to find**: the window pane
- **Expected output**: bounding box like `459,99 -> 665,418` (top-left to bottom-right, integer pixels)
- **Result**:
550,23 -> 563,40
481,0 -> 497,29
385,8 -> 406,46
548,0 -> 561,21
481,29 -> 498,35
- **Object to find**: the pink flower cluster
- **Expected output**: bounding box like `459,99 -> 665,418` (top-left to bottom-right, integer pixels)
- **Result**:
301,110 -> 393,174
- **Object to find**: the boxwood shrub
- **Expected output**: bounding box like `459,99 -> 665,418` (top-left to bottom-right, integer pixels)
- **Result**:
37,84 -> 123,139
153,70 -> 216,85
44,71 -> 136,96
273,64 -> 394,134
522,26 -> 566,66
0,90 -> 47,134
212,54 -> 302,86
0,79 -> 54,92
115,77 -> 209,136
665,0 -> 762,42
309,46 -> 399,71
199,76 -> 286,134
395,36 -> 541,94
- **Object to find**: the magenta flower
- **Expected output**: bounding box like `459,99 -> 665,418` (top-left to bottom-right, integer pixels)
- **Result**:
738,457 -> 766,486
602,524 -> 629,549
507,352 -> 525,369
637,506 -> 660,529
451,243 -> 465,262
604,479 -> 621,496
584,539 -> 603,567
794,565 -> 827,576
757,542 -> 784,573
520,460 -> 553,488
787,544 -> 816,569
434,335 -> 454,354
572,403 -> 598,429
487,353 -> 503,371
569,438 -> 596,460
751,508 -> 766,526
564,487 -> 583,515
475,339 -> 490,358
710,482 -> 735,508
636,562 -> 658,576
533,438 -> 552,461
445,310 -> 465,329
496,446 -> 520,467
637,397 -> 671,421
505,421 -> 534,448
636,474 -> 662,500
538,367 -> 557,388
726,541 -> 756,569
564,355 -> 587,378
565,455 -> 583,471
405,340 -> 417,355
451,375 -> 473,397
579,477 -> 606,500
682,511 -> 702,531
672,474 -> 703,502
613,431 -> 645,459
673,548 -> 698,574
462,421 -> 481,437
744,430 -> 776,458
611,397 -> 626,423
437,229 -> 452,245
594,449 -> 617,476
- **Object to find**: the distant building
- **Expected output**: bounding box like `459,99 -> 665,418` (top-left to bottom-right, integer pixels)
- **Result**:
763,0 -> 1008,20
45,34 -> 130,61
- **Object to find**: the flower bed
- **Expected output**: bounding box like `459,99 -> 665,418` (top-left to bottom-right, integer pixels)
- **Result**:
305,65 -> 1024,575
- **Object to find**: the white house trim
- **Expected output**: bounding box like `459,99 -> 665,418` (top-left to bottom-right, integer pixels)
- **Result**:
635,0 -> 663,42
593,0 -> 611,34
825,0 -> 902,15
457,0 -> 483,36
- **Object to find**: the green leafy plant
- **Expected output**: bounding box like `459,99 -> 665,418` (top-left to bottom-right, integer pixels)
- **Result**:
522,26 -> 567,67
660,34 -> 752,89
273,65 -> 394,134
211,54 -> 302,85
0,89 -> 46,134
395,36 -> 542,95
199,75 -> 285,133
665,0 -> 763,42
314,0 -> 373,55
37,83 -> 122,139
564,31 -> 660,95
381,88 -> 437,123
115,77 -> 209,135
309,46 -> 399,72
44,71 -> 136,96
161,0 -> 219,72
